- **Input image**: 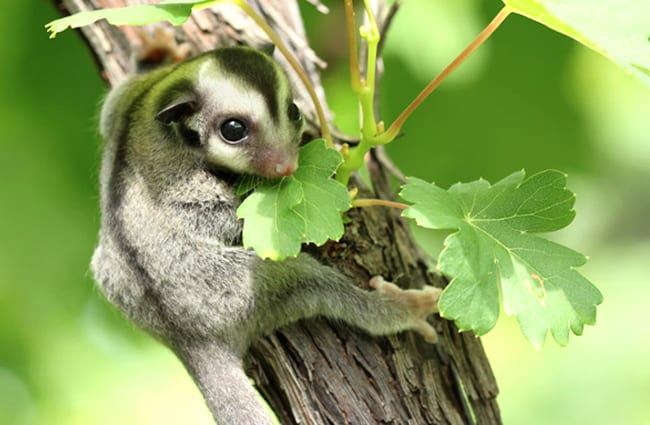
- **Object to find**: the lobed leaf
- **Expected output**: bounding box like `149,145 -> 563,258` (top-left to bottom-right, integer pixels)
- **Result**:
236,140 -> 350,260
45,2 -> 212,38
503,0 -> 650,86
401,170 -> 603,347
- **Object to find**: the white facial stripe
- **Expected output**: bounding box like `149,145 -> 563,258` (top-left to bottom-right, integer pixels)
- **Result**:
197,62 -> 269,124
196,58 -> 301,175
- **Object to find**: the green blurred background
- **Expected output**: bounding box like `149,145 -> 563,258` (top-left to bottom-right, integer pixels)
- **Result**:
1,1 -> 648,424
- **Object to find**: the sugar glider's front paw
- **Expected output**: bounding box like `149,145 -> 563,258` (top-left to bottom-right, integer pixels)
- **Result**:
369,276 -> 442,343
132,25 -> 192,71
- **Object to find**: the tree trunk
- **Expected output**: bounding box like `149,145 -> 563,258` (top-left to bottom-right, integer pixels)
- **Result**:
52,0 -> 501,423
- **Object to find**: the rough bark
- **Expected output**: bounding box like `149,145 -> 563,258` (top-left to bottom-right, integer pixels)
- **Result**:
52,0 -> 501,423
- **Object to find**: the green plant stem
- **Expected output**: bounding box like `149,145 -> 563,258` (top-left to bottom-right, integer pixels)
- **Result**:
345,0 -> 362,92
380,6 -> 512,142
352,198 -> 408,210
339,3 -> 512,184
360,0 -> 380,137
337,0 -> 382,185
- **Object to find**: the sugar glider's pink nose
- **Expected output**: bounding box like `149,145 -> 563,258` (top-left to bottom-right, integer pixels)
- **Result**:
257,149 -> 298,178
275,160 -> 297,177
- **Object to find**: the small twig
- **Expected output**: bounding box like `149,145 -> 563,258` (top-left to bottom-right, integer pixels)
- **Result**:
376,0 -> 400,57
372,0 -> 399,130
344,0 -> 361,92
382,6 -> 512,141
259,4 -> 327,69
352,198 -> 408,210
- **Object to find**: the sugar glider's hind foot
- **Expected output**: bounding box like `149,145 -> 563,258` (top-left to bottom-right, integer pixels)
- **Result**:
129,25 -> 193,72
369,276 -> 442,343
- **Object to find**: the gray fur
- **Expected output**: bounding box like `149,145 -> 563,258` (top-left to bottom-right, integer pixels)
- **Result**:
92,47 -> 440,425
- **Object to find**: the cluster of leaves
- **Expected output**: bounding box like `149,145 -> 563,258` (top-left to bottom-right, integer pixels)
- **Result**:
46,0 -> 650,347
239,146 -> 603,347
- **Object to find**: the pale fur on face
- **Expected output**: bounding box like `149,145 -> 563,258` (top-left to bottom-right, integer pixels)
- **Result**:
194,59 -> 300,178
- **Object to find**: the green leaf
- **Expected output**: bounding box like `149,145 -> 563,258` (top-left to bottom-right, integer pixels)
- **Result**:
236,140 -> 351,260
45,2 -> 212,38
503,0 -> 650,86
234,175 -> 273,198
401,170 -> 603,348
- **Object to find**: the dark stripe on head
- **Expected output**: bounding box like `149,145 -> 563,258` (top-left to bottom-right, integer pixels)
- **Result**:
213,48 -> 281,121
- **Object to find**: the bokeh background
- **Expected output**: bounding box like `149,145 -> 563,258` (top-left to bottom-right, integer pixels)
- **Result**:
1,1 -> 649,424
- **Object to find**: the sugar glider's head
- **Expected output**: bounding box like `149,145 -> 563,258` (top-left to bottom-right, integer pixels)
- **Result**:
154,47 -> 304,178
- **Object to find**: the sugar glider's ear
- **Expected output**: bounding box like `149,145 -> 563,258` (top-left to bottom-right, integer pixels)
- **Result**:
156,93 -> 197,124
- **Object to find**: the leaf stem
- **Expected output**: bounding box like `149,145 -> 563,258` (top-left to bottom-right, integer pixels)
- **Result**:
352,198 -> 408,210
380,6 -> 512,142
360,0 -> 380,137
345,0 -> 362,92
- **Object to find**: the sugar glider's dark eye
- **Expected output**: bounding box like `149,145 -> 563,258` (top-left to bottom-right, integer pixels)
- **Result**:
288,102 -> 301,122
219,119 -> 248,144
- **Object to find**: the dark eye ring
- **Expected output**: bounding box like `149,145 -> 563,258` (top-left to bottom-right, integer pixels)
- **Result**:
288,102 -> 301,122
219,118 -> 248,144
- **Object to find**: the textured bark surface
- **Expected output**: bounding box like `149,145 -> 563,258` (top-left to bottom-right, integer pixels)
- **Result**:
53,0 -> 502,423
